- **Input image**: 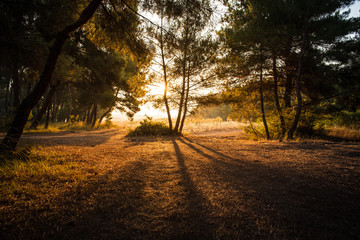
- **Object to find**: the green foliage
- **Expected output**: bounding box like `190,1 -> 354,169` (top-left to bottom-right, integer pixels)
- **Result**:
295,110 -> 326,138
323,111 -> 360,129
127,117 -> 171,136
193,104 -> 231,121
242,108 -> 327,140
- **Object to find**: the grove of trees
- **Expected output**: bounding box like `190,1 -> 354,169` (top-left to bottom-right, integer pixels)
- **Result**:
1,0 -> 359,150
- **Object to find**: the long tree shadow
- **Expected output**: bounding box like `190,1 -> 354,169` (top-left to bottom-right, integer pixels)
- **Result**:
18,129 -> 119,147
2,160 -> 150,240
179,136 -> 360,239
183,136 -> 238,161
171,139 -> 214,239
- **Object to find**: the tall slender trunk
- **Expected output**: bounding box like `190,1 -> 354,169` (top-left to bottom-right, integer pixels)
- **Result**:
51,91 -> 58,122
82,110 -> 87,122
91,104 -> 97,128
287,9 -> 310,140
5,75 -> 10,116
160,14 -> 172,133
1,0 -> 102,151
11,65 -> 20,108
44,104 -> 51,129
30,81 -> 60,129
27,82 -> 32,97
87,105 -> 94,124
98,106 -> 113,126
272,55 -> 286,139
259,60 -> 270,140
179,62 -> 191,132
174,1 -> 189,133
174,50 -> 188,133
284,73 -> 293,108
66,84 -> 72,122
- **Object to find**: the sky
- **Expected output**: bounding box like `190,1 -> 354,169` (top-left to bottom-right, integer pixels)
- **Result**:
349,1 -> 360,18
112,1 -> 360,121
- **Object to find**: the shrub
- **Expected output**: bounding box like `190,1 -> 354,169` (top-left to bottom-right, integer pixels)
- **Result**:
324,111 -> 360,129
295,110 -> 325,138
127,116 -> 171,136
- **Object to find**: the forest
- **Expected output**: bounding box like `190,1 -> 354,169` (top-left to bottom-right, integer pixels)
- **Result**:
1,0 -> 360,239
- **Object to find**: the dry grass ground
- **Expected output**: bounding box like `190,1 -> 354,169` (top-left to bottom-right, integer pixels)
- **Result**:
1,127 -> 360,239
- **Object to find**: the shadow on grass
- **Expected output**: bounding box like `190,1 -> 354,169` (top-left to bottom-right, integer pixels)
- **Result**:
2,134 -> 359,239
0,160 -> 150,240
179,136 -> 360,239
17,129 -> 119,147
171,139 -> 214,239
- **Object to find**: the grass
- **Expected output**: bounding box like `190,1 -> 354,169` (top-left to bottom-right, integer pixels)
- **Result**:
22,121 -> 118,135
1,130 -> 359,239
0,146 -> 99,239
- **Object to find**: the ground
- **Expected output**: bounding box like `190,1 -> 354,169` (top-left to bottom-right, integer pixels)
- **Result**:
1,128 -> 360,239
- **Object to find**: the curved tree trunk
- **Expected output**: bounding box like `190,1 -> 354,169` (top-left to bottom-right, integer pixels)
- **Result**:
30,81 -> 60,130
11,64 -> 20,108
174,56 -> 187,133
66,84 -> 73,123
272,56 -> 286,139
44,104 -> 51,129
259,61 -> 270,140
91,104 -> 97,128
160,15 -> 172,133
98,106 -> 113,126
287,10 -> 309,140
1,0 -> 102,151
174,3 -> 190,133
179,62 -> 191,133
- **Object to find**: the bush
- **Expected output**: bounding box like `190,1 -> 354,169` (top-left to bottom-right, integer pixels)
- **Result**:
295,110 -> 325,138
242,108 -> 327,140
127,117 -> 171,136
323,111 -> 360,129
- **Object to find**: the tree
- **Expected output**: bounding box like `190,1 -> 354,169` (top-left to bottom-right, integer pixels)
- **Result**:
144,0 -> 215,134
220,0 -> 359,139
1,0 -> 150,151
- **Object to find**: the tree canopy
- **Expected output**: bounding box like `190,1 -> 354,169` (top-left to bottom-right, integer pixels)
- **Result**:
0,0 -> 359,150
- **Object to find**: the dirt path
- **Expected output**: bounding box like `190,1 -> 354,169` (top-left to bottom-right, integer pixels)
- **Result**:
2,129 -> 360,239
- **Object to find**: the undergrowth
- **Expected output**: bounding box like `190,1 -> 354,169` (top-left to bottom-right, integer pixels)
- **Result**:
127,116 -> 172,136
23,120 -> 117,134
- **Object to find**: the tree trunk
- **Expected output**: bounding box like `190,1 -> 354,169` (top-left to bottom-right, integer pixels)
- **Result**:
30,81 -> 60,129
4,75 -> 10,116
66,84 -> 72,122
44,104 -> 51,129
51,91 -> 58,122
160,15 -> 173,133
259,61 -> 270,140
287,10 -> 309,140
27,82 -> 32,97
272,55 -> 286,139
284,70 -> 293,108
174,9 -> 190,133
87,105 -> 94,125
11,65 -> 20,108
1,0 -> 102,151
98,106 -> 112,126
91,104 -> 97,128
174,58 -> 187,133
179,62 -> 191,133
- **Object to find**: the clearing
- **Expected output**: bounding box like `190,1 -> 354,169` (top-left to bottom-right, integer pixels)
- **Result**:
1,128 -> 360,239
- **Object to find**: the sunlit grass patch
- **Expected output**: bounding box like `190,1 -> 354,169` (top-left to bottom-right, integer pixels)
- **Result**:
23,121 -> 119,134
183,117 -> 242,134
325,126 -> 360,141
0,146 -> 86,205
